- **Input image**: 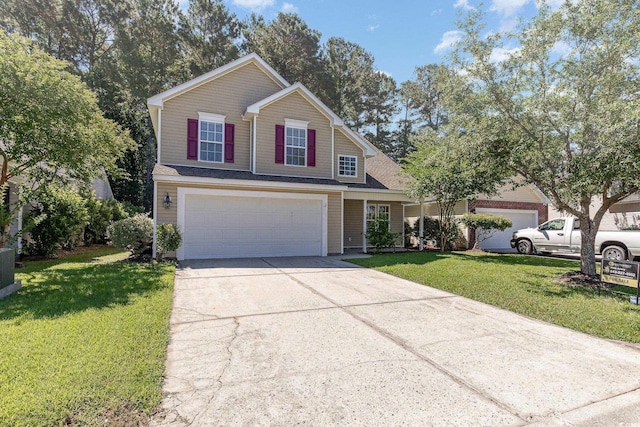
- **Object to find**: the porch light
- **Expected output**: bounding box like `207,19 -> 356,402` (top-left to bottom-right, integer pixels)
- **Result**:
163,193 -> 172,209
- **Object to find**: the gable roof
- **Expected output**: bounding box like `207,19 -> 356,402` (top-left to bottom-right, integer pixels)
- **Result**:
351,146 -> 412,191
245,83 -> 377,157
147,54 -> 290,134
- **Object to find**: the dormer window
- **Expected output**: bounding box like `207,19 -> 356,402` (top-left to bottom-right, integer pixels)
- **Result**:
338,155 -> 357,177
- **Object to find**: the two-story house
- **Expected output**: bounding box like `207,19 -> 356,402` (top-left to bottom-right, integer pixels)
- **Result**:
148,54 -> 411,260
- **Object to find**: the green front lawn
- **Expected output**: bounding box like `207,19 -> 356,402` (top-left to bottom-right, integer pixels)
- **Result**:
0,247 -> 175,426
348,252 -> 640,343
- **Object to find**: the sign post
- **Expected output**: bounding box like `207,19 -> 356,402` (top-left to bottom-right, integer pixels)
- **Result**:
601,259 -> 640,304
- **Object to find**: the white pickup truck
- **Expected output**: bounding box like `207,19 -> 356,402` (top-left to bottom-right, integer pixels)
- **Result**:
510,217 -> 640,260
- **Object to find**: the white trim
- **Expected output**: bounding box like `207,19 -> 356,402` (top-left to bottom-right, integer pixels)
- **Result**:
157,109 -> 162,164
17,205 -> 22,254
284,125 -> 307,168
176,187 -> 328,260
154,173 -> 348,191
152,181 -> 158,259
331,127 -> 335,179
252,116 -> 257,173
197,117 -> 225,164
337,154 -> 358,178
284,118 -> 309,128
245,83 -> 343,126
362,199 -> 368,253
419,201 -> 424,251
340,192 -> 344,254
198,112 -> 226,122
402,203 -> 406,249
148,54 -> 289,107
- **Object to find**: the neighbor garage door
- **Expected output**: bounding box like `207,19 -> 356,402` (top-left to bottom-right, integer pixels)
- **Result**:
476,209 -> 538,250
179,190 -> 325,260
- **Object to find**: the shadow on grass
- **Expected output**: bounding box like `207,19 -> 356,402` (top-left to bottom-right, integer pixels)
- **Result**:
0,259 -> 170,321
354,250 -> 578,269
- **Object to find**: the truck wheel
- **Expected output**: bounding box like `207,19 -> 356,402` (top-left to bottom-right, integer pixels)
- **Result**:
602,245 -> 627,261
516,239 -> 533,255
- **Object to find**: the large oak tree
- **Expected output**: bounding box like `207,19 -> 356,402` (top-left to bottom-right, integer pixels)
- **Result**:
438,0 -> 640,275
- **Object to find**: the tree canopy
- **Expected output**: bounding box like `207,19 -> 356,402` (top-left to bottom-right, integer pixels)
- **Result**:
0,32 -> 134,246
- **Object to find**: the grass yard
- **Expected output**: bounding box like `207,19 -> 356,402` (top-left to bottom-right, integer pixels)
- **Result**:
348,251 -> 640,343
0,246 -> 175,426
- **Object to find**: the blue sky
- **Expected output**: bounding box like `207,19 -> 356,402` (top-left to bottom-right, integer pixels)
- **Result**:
219,0 -> 565,84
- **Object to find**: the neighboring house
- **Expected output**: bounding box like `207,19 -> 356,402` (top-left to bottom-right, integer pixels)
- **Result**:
549,194 -> 640,230
148,54 -> 411,260
0,172 -> 114,252
405,179 -> 550,250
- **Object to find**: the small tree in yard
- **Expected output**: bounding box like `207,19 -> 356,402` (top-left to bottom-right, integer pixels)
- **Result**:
460,213 -> 512,250
108,214 -> 153,257
404,129 -> 507,252
365,218 -> 399,253
156,224 -> 182,261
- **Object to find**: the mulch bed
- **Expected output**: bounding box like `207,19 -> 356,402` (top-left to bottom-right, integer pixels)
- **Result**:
556,271 -> 616,291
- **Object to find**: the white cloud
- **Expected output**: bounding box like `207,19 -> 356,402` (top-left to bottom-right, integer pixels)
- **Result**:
367,24 -> 380,32
434,30 -> 463,53
489,46 -> 520,63
232,0 -> 275,10
376,70 -> 392,78
490,0 -> 530,16
536,0 -> 578,10
281,2 -> 298,13
431,8 -> 443,16
552,40 -> 571,56
454,0 -> 475,10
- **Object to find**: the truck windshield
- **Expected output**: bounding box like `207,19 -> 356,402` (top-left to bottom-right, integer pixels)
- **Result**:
539,219 -> 565,231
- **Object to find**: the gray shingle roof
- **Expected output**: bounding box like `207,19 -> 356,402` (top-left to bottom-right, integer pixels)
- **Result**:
153,164 -> 346,187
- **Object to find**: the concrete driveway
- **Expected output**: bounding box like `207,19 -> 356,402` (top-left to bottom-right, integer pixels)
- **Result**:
153,257 -> 640,426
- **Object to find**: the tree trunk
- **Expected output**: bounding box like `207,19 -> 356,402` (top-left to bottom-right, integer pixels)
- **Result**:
579,215 -> 598,276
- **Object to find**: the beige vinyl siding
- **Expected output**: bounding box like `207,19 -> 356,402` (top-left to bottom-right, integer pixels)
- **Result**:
405,200 -> 467,218
156,181 -> 343,254
344,199 -> 364,248
156,183 -> 179,227
390,202 -> 404,246
328,192 -> 342,254
161,62 -> 283,170
255,91 -> 332,178
334,130 -> 365,183
478,183 -> 542,204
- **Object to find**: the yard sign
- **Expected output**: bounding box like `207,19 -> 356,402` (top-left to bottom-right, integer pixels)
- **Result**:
601,260 -> 640,304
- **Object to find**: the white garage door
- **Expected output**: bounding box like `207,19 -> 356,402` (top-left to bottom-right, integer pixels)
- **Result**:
181,192 -> 325,259
476,209 -> 538,250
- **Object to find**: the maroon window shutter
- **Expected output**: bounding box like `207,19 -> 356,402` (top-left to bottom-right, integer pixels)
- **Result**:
187,118 -> 198,160
307,129 -> 316,167
275,124 -> 285,163
224,123 -> 235,163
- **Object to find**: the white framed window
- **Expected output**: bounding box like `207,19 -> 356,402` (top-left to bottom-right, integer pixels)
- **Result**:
285,119 -> 308,167
366,204 -> 391,230
338,155 -> 357,177
198,112 -> 225,163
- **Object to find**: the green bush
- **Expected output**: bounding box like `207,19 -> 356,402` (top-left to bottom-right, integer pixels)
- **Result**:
84,194 -> 130,245
365,218 -> 399,253
156,224 -> 182,260
460,213 -> 513,249
25,187 -> 88,256
107,214 -> 153,256
412,216 -> 461,251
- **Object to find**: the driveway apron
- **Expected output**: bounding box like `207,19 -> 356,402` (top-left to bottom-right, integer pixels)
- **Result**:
152,257 -> 640,426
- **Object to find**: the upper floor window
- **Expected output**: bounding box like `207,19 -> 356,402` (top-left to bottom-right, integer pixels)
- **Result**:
198,112 -> 225,163
285,119 -> 308,167
338,155 -> 357,177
